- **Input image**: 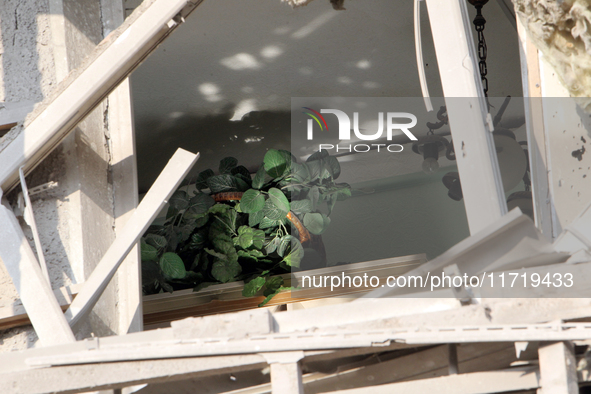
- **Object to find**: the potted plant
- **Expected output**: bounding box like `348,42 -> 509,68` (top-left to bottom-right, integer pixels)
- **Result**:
140,149 -> 350,306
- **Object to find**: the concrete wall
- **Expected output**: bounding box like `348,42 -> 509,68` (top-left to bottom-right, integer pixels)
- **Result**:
0,0 -> 139,351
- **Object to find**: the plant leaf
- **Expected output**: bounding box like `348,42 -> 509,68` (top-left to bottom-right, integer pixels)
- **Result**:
141,243 -> 158,261
258,286 -> 294,307
326,156 -> 341,180
168,191 -> 190,210
335,184 -> 352,201
241,189 -> 265,213
252,229 -> 266,249
188,193 -> 215,215
207,174 -> 238,193
212,236 -> 237,257
290,199 -> 313,214
252,163 -> 267,190
160,252 -> 186,279
308,186 -> 320,210
265,237 -> 281,254
204,247 -> 226,259
141,260 -> 162,286
282,238 -> 304,268
290,162 -> 310,183
326,193 -> 338,216
233,175 -> 251,192
242,276 -> 266,297
249,209 -> 265,227
189,232 -> 206,250
265,276 -> 284,293
277,235 -> 295,257
196,169 -> 214,190
231,165 -> 251,180
303,212 -> 330,235
219,157 -> 238,174
209,204 -> 231,215
264,149 -> 289,178
259,216 -> 283,229
211,257 -> 242,283
268,187 -> 290,214
236,226 -> 254,249
262,199 -> 285,220
145,234 -> 167,250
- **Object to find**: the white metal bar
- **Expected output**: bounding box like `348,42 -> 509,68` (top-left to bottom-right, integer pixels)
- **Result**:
64,149 -> 199,326
0,0 -> 205,193
538,341 -> 578,394
18,167 -> 50,283
425,0 -> 507,234
0,203 -> 75,346
25,322 -> 591,367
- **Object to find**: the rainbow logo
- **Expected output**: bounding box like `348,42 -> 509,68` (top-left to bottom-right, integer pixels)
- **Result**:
302,107 -> 329,132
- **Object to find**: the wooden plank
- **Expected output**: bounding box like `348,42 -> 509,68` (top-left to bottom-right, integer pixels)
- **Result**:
143,255 -> 425,327
320,367 -> 541,394
0,0 -> 205,192
0,204 -> 75,345
64,149 -> 199,326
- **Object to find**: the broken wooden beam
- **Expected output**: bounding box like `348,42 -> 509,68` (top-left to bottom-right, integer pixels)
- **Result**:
65,149 -> 199,326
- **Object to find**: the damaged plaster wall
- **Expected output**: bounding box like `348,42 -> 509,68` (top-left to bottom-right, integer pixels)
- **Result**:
513,1 -> 591,237
0,0 -> 62,351
513,0 -> 591,111
537,60 -> 591,238
0,0 -> 126,350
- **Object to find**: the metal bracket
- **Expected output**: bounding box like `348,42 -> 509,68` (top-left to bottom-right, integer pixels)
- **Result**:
17,166 -> 51,283
28,181 -> 58,197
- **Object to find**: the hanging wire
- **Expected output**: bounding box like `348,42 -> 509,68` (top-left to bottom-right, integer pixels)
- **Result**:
472,3 -> 489,98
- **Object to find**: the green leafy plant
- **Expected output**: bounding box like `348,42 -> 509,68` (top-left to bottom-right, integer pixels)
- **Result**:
141,149 -> 350,306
